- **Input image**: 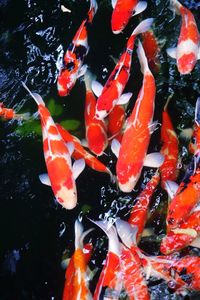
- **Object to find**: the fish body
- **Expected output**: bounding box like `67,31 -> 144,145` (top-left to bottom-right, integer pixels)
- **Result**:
128,171 -> 160,242
167,154 -> 200,230
142,30 -> 161,73
107,104 -> 125,142
111,0 -> 147,34
0,102 -> 29,120
94,18 -> 153,120
62,220 -> 93,300
160,107 -> 179,188
56,123 -> 111,175
167,0 -> 200,74
57,0 -> 97,96
116,41 -> 156,192
84,73 -> 108,156
161,210 -> 200,254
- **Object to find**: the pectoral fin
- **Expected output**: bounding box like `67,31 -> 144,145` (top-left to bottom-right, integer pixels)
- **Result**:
143,152 -> 164,168
111,138 -> 121,158
73,159 -> 85,180
133,1 -> 147,16
91,80 -> 103,97
166,47 -> 177,59
117,92 -> 132,105
39,173 -> 51,186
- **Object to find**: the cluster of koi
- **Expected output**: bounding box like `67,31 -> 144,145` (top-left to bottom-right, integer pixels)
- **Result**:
1,0 -> 200,298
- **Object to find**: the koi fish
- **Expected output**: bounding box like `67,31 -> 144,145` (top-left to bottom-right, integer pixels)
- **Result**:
160,96 -> 179,188
92,18 -> 154,120
56,123 -> 112,176
0,102 -> 29,120
189,97 -> 200,155
107,104 -> 125,142
111,41 -> 163,192
166,153 -> 200,230
84,71 -> 108,156
128,170 -> 160,242
167,0 -> 200,74
22,82 -> 85,209
57,0 -> 98,96
91,220 -> 122,300
115,219 -> 150,300
142,29 -> 161,73
62,220 -> 93,300
111,0 -> 147,34
160,210 -> 200,254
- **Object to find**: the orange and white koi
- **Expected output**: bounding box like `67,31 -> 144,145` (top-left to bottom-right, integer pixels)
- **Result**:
62,220 -> 93,300
166,153 -> 200,230
160,210 -> 200,254
91,220 -> 122,300
56,123 -> 112,176
111,0 -> 147,34
0,102 -> 29,120
22,83 -> 85,209
92,18 -> 154,120
115,219 -> 150,300
111,41 -> 163,192
142,29 -> 161,73
57,0 -> 98,96
128,170 -> 160,242
167,0 -> 200,74
160,96 -> 179,188
107,104 -> 125,142
84,71 -> 108,156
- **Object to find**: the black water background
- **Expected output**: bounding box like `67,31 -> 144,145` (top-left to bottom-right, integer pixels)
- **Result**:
0,0 -> 200,299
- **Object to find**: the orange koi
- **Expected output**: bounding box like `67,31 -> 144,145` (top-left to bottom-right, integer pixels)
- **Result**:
142,29 -> 161,73
167,0 -> 200,74
107,104 -> 125,142
22,83 -> 85,209
92,18 -> 154,120
160,97 -> 179,188
0,102 -> 29,120
62,220 -> 93,300
160,210 -> 200,254
57,0 -> 98,96
56,123 -> 112,176
128,170 -> 160,242
166,153 -> 200,230
84,71 -> 108,156
91,220 -> 122,300
111,41 -> 163,192
111,0 -> 147,34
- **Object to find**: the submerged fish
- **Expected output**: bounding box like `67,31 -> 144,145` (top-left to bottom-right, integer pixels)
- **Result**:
167,0 -> 200,74
57,0 -> 98,96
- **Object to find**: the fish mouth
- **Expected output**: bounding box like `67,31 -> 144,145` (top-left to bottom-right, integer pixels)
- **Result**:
95,109 -> 107,120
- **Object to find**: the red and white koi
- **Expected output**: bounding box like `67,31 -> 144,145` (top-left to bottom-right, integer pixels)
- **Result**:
84,71 -> 108,156
62,220 -> 93,300
107,104 -> 126,142
160,96 -> 179,188
57,0 -> 98,96
91,220 -> 122,300
111,0 -> 147,34
56,123 -> 112,176
92,18 -> 154,120
142,29 -> 161,73
111,41 -> 163,192
167,0 -> 200,74
22,83 -> 85,209
0,102 -> 29,120
128,170 -> 160,242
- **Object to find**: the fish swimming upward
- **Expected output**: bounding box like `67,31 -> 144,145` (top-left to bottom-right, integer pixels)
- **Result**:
111,41 -> 163,193
167,0 -> 200,74
92,18 -> 154,120
57,0 -> 98,96
22,82 -> 85,209
111,0 -> 147,34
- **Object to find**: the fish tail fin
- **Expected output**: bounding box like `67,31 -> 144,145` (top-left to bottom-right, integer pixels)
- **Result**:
115,219 -> 138,248
137,40 -> 150,74
75,219 -> 94,250
132,18 -> 154,36
88,0 -> 98,23
195,97 -> 200,126
15,112 -> 31,120
22,82 -> 45,106
84,69 -> 96,91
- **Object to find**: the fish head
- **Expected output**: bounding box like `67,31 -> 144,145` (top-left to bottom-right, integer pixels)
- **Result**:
57,68 -> 76,97
95,108 -> 108,120
56,184 -> 77,209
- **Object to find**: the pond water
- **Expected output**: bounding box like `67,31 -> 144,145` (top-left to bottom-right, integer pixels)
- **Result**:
0,0 -> 200,299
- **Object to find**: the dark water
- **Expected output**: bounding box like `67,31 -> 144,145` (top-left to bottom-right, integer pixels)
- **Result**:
0,0 -> 200,299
